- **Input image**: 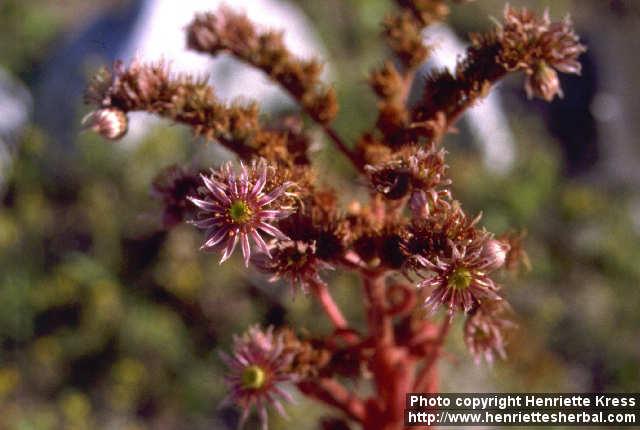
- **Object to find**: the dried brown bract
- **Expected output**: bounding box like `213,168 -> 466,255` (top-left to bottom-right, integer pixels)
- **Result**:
187,7 -> 338,124
365,145 -> 450,203
152,165 -> 205,227
85,59 -> 261,158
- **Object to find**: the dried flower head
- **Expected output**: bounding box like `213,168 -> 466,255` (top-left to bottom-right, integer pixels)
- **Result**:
464,300 -> 516,364
498,5 -> 586,101
382,11 -> 431,69
366,146 -> 451,204
279,328 -> 331,378
221,325 -> 297,430
416,237 -> 502,314
404,202 -> 479,259
276,192 -> 347,263
152,165 -> 204,227
252,240 -> 333,294
188,159 -> 296,266
82,107 -> 128,140
396,0 -> 450,26
499,229 -> 531,272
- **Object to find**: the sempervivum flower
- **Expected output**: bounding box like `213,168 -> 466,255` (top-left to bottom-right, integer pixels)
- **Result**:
416,238 -> 502,314
221,325 -> 297,430
252,240 -> 334,294
188,159 -> 295,266
464,300 -> 516,364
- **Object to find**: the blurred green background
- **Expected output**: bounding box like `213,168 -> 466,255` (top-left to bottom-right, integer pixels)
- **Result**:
1,0 -> 639,429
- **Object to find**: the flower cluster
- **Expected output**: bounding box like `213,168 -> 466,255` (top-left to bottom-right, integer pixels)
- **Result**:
498,5 -> 587,101
412,3 -> 586,142
84,1 -> 585,428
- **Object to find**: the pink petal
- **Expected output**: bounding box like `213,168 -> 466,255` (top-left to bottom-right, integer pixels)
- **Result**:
220,234 -> 239,263
200,174 -> 231,204
188,197 -> 220,212
190,218 -> 221,229
239,162 -> 249,197
203,227 -> 230,249
251,162 -> 268,198
257,184 -> 288,206
228,171 -> 239,199
251,231 -> 271,256
258,210 -> 285,219
241,233 -> 251,267
258,223 -> 289,240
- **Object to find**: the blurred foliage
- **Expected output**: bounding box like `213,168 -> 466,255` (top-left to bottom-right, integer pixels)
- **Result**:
1,0 -> 639,429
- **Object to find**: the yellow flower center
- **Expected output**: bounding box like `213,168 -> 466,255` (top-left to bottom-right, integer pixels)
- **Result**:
241,365 -> 266,390
229,200 -> 252,223
449,267 -> 472,290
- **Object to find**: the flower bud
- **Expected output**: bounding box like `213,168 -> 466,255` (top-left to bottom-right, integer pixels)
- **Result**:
480,239 -> 510,271
82,107 -> 128,140
525,62 -> 563,102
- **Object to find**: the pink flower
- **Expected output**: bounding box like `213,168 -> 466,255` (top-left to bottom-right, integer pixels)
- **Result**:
188,159 -> 295,266
464,300 -> 516,364
221,326 -> 297,430
416,238 -> 502,314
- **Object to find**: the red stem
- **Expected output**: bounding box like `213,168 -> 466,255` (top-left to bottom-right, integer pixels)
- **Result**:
414,314 -> 452,392
297,378 -> 366,423
363,273 -> 393,344
309,279 -> 349,330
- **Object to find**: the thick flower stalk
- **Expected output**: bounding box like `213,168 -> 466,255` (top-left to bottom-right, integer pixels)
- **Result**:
188,159 -> 296,266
